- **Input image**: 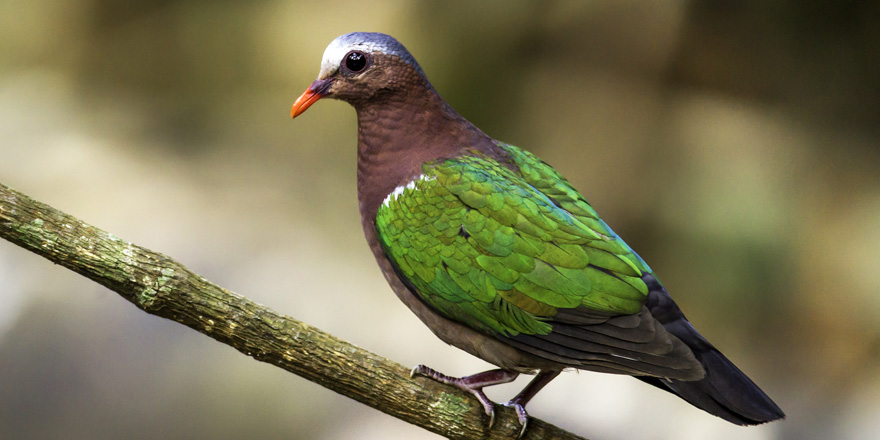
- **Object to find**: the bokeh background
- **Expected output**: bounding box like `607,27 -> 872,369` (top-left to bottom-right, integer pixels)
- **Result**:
2,1 -> 879,439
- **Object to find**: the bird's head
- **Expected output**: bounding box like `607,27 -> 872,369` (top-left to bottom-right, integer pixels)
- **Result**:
291,32 -> 430,118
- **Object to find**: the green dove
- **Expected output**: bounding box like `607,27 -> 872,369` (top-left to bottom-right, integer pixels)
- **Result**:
291,32 -> 784,437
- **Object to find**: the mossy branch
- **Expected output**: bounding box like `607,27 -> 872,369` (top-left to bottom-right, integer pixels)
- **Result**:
0,181 -> 587,440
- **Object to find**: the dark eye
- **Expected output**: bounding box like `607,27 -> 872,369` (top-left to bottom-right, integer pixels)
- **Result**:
344,51 -> 367,72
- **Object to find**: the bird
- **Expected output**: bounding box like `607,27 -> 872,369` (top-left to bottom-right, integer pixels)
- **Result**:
290,32 -> 784,436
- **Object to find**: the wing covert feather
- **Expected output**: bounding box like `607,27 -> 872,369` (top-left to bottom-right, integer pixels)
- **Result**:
375,147 -> 703,377
376,149 -> 650,334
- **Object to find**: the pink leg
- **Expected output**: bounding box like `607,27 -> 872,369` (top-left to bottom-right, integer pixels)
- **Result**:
411,364 -> 519,428
504,370 -> 561,437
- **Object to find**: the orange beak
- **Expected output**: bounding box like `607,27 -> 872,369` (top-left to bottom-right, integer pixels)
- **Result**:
291,78 -> 334,118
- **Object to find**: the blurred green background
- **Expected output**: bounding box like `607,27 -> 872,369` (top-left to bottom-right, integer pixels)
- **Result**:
1,1 -> 879,439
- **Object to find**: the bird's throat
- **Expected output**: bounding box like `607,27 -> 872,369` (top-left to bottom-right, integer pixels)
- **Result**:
354,91 -> 495,222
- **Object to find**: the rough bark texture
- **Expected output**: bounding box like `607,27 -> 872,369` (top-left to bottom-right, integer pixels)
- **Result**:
0,182 -> 588,440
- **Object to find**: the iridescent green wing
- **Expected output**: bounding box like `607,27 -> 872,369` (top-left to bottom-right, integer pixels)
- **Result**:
498,142 -> 654,277
375,149 -> 651,338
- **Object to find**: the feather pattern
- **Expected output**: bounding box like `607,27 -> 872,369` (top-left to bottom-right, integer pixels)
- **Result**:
292,31 -> 784,429
375,143 -> 703,379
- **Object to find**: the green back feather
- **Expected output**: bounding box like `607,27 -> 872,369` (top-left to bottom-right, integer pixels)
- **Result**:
375,143 -> 652,337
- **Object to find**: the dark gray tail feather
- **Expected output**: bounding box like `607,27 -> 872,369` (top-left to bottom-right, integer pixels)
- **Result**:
637,274 -> 785,425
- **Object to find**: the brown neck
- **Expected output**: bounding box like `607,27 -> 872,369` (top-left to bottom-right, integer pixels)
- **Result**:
354,86 -> 497,223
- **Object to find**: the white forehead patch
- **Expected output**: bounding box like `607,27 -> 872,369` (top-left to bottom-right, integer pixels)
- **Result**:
318,38 -> 377,79
316,32 -> 422,79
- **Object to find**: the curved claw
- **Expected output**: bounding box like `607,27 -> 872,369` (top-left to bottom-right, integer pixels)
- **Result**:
483,400 -> 497,429
503,401 -> 530,438
409,365 -> 422,378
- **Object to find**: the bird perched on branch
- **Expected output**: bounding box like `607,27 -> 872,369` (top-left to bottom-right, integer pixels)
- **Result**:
291,32 -> 784,437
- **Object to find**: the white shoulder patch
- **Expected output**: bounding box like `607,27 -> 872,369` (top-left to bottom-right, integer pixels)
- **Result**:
381,174 -> 436,208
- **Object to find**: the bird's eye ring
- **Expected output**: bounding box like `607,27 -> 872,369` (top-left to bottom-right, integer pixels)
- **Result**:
343,51 -> 368,73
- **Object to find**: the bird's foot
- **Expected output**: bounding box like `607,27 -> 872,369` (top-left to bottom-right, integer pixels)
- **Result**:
410,364 -> 519,429
502,399 -> 530,438
502,369 -> 561,438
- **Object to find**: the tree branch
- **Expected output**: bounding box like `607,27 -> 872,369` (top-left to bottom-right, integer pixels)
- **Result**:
0,182 -> 587,440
